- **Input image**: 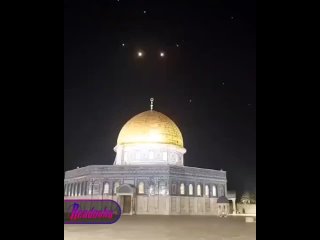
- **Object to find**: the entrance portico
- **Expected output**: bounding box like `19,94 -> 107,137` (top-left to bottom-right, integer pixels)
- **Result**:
117,184 -> 136,215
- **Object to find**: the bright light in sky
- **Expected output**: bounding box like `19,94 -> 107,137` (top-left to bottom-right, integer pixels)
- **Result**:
138,51 -> 143,57
160,52 -> 165,57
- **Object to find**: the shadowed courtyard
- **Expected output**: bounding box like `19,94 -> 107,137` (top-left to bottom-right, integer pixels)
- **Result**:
64,215 -> 256,240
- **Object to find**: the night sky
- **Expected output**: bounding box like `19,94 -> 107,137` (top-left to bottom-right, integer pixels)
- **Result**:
64,0 -> 256,195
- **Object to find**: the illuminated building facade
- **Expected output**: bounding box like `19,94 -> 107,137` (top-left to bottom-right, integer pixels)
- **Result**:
64,99 -> 236,215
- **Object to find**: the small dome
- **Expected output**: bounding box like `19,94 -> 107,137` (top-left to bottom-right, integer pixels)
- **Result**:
217,196 -> 229,203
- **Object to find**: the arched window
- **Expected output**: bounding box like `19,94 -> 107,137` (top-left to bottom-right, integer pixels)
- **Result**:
220,186 -> 225,196
124,152 -> 128,161
163,152 -> 168,161
189,184 -> 193,195
104,183 -> 109,194
197,184 -> 202,196
136,151 -> 141,160
138,182 -> 144,194
88,183 -> 92,195
149,151 -> 154,159
113,182 -> 120,194
180,183 -> 185,195
171,184 -> 177,194
212,185 -> 217,197
149,184 -> 155,195
159,181 -> 167,195
92,182 -> 100,195
205,185 -> 209,197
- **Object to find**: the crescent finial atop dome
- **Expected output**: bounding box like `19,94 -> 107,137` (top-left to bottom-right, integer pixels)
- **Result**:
150,98 -> 154,110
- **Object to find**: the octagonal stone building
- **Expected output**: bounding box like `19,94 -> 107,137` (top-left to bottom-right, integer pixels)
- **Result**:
64,99 -> 235,215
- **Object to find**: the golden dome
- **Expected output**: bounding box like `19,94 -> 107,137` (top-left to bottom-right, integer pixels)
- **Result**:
117,110 -> 184,148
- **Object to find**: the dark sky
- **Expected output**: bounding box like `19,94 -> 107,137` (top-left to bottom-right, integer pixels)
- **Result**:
64,0 -> 256,195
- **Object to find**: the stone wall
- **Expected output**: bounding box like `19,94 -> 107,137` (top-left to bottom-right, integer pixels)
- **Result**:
136,196 -> 170,215
135,196 -> 219,215
170,197 -> 218,215
64,195 -> 221,215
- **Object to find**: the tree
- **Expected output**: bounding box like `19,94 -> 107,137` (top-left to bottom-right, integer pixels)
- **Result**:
250,192 -> 256,204
241,192 -> 251,204
240,191 -> 256,204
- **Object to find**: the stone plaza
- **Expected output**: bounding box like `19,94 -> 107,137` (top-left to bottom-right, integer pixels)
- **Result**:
64,215 -> 256,240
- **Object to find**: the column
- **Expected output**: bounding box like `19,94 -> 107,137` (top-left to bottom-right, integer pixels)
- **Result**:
75,183 -> 78,196
232,199 -> 236,214
67,184 -> 70,196
81,182 -> 85,196
71,183 -> 74,196
85,182 -> 87,195
79,182 -> 82,196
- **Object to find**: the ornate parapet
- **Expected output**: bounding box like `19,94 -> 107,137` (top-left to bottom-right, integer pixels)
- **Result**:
65,165 -> 227,182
